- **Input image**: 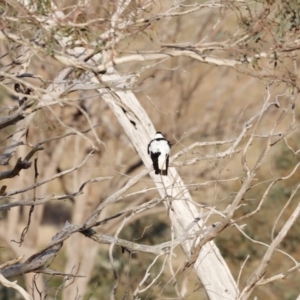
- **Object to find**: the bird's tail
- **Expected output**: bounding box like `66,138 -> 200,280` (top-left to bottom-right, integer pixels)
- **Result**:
154,167 -> 160,175
162,169 -> 168,176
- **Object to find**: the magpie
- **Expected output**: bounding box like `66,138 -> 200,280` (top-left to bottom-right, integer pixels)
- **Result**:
148,132 -> 171,176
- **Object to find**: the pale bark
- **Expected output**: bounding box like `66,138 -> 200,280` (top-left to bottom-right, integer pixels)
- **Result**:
0,273 -> 32,300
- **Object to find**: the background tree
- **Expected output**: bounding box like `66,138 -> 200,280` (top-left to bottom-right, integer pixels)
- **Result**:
0,1 -> 300,299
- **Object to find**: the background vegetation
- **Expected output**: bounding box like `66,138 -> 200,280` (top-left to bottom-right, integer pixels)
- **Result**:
1,0 -> 300,299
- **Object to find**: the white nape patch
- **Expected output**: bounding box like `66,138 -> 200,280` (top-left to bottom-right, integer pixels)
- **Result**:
155,132 -> 164,139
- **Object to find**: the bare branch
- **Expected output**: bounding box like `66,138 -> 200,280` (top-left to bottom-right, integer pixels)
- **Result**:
0,274 -> 33,300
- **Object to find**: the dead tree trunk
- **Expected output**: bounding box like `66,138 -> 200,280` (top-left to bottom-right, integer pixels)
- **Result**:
90,71 -> 239,299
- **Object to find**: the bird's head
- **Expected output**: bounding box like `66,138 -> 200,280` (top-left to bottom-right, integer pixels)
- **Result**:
155,132 -> 164,138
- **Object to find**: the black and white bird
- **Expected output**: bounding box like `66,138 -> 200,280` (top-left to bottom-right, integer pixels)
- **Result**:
148,132 -> 171,176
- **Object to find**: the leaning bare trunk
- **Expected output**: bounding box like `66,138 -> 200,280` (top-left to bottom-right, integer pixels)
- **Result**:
95,73 -> 238,299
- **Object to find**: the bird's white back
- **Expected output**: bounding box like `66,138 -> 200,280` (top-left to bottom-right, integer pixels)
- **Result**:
148,140 -> 170,155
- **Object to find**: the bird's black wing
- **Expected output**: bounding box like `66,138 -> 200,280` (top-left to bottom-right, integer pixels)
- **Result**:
150,152 -> 160,174
162,154 -> 169,176
147,142 -> 151,154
